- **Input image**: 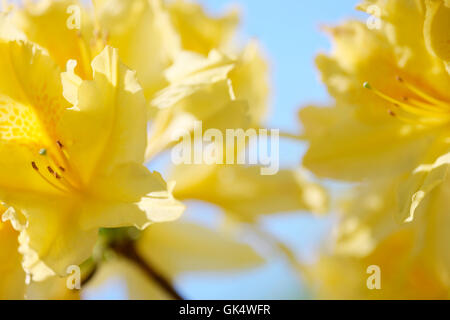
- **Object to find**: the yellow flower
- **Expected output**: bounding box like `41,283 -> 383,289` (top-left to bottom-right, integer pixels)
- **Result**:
92,0 -> 181,98
11,0 -> 241,99
12,0 -> 179,96
10,0 -> 270,155
300,0 -> 450,222
166,0 -> 239,55
307,179 -> 449,299
300,0 -> 450,299
0,36 -> 183,277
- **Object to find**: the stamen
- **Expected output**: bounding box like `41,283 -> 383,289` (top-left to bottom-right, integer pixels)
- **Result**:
396,76 -> 450,109
31,162 -> 67,193
49,141 -> 83,189
47,164 -> 79,192
363,79 -> 450,125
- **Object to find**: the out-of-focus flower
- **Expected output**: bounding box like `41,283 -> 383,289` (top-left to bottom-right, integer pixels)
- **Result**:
166,0 -> 239,55
10,0 -> 241,100
145,49 -> 248,159
301,0 -> 450,299
136,221 -> 264,276
300,0 -> 450,222
0,36 -> 183,277
307,179 -> 450,299
171,165 -> 327,222
12,0 -> 179,97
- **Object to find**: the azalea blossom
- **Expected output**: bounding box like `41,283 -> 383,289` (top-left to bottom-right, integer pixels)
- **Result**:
0,36 -> 183,277
300,0 -> 450,298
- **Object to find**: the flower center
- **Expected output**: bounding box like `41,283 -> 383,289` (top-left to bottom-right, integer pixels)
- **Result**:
30,140 -> 83,194
363,76 -> 450,126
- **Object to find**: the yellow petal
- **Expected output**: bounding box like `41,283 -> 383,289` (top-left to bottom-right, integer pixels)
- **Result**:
59,45 -> 147,185
228,41 -> 270,125
399,150 -> 450,222
300,105 -> 439,181
12,0 -> 94,79
316,20 -> 450,125
0,217 -> 26,299
309,175 -> 450,299
0,39 -> 70,195
4,193 -> 98,276
357,0 -> 429,69
424,0 -> 450,72
171,164 -> 328,221
146,50 -> 250,160
82,163 -> 185,230
136,221 -> 264,277
308,236 -> 449,299
26,276 -> 80,300
167,0 -> 239,55
94,0 -> 180,98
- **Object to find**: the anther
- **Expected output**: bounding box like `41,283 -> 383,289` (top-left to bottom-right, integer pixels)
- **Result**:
57,141 -> 64,149
59,166 -> 66,172
31,162 -> 39,171
396,76 -> 404,83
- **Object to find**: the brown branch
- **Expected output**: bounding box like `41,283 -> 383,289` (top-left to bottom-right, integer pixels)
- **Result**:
111,240 -> 184,300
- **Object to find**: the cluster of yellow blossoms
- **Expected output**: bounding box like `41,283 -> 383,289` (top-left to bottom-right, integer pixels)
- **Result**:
0,0 -> 327,299
3,0 -> 446,301
301,0 -> 450,299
